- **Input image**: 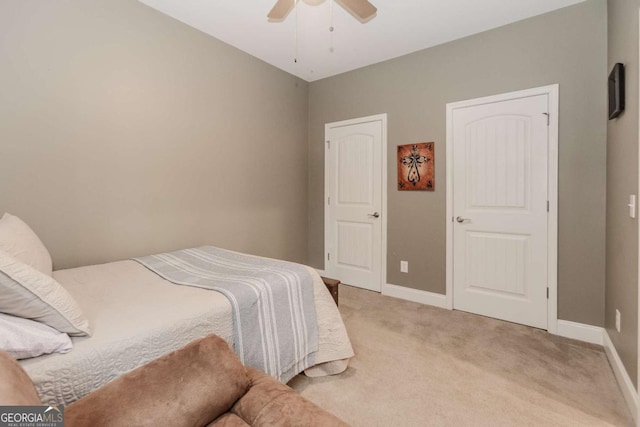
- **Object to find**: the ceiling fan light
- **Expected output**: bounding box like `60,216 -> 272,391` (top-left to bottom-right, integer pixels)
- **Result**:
303,0 -> 325,5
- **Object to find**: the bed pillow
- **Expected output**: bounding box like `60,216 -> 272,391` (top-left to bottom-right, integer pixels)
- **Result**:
0,250 -> 90,336
0,213 -> 53,277
0,312 -> 73,359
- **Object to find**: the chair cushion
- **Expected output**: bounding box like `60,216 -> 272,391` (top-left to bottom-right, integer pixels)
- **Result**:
208,413 -> 249,426
66,334 -> 250,427
0,350 -> 41,405
232,367 -> 348,426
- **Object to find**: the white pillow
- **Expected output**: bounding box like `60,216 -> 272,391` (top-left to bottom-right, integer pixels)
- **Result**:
0,213 -> 53,277
0,250 -> 90,336
0,312 -> 72,359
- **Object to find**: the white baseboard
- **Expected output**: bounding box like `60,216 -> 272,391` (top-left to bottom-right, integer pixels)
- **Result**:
603,330 -> 638,423
555,320 -> 604,345
383,283 -> 448,309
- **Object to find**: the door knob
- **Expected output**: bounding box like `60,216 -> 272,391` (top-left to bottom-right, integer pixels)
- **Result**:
368,212 -> 380,218
456,216 -> 469,223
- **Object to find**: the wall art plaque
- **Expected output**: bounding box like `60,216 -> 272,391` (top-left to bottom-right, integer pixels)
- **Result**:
397,142 -> 434,191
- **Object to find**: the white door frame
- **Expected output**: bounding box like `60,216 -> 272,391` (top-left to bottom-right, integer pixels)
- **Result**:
445,85 -> 559,333
637,8 -> 640,420
323,113 -> 388,291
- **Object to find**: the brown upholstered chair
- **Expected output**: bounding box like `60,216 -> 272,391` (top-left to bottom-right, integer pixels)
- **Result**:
0,335 -> 348,426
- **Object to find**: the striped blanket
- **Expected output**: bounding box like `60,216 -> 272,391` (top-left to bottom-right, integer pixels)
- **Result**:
133,246 -> 318,382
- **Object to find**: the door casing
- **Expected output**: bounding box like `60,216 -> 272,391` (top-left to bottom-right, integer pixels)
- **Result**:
323,113 -> 388,292
445,85 -> 559,333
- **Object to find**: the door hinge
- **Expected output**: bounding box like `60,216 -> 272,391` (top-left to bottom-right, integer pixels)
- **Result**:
547,287 -> 549,299
543,112 -> 550,126
326,140 -> 331,149
547,201 -> 549,212
327,252 -> 331,261
328,196 -> 331,205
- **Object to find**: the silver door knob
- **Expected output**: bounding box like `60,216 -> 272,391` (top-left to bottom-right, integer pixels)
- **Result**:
456,216 -> 469,223
368,212 -> 380,218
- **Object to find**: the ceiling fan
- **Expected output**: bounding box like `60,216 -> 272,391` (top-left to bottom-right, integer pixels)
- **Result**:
268,0 -> 377,23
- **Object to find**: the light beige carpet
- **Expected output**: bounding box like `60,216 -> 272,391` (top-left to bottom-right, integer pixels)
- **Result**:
289,285 -> 634,426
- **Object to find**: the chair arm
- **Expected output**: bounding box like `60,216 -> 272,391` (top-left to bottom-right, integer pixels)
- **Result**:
0,351 -> 41,405
66,335 -> 250,427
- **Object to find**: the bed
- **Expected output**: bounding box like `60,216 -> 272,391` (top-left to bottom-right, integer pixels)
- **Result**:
0,216 -> 353,406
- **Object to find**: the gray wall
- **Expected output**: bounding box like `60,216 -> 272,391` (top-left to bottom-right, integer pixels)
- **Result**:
0,0 -> 309,269
308,0 -> 608,326
606,0 -> 639,388
0,0 -> 631,386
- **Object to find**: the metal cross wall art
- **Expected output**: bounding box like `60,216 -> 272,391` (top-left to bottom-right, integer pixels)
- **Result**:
397,142 -> 435,191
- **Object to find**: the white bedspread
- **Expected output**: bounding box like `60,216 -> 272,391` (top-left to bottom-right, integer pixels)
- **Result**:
20,259 -> 353,405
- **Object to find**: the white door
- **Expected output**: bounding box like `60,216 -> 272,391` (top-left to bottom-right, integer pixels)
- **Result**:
325,115 -> 386,292
451,94 -> 549,329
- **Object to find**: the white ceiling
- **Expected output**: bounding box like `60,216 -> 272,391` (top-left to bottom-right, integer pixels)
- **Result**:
138,0 -> 586,82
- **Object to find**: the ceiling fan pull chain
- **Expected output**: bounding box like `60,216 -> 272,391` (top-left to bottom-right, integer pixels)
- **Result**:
294,0 -> 298,63
329,0 -> 334,53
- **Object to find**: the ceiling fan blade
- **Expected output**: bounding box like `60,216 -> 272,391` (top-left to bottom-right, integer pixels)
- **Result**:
268,0 -> 295,22
335,0 -> 377,22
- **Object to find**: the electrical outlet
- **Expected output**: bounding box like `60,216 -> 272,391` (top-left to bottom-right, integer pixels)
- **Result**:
616,309 -> 621,332
400,261 -> 408,273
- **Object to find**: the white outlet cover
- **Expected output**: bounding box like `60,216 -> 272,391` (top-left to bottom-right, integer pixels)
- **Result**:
400,261 -> 408,273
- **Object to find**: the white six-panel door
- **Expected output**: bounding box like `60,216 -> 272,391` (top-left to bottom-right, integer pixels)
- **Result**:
325,115 -> 386,292
450,93 -> 550,329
